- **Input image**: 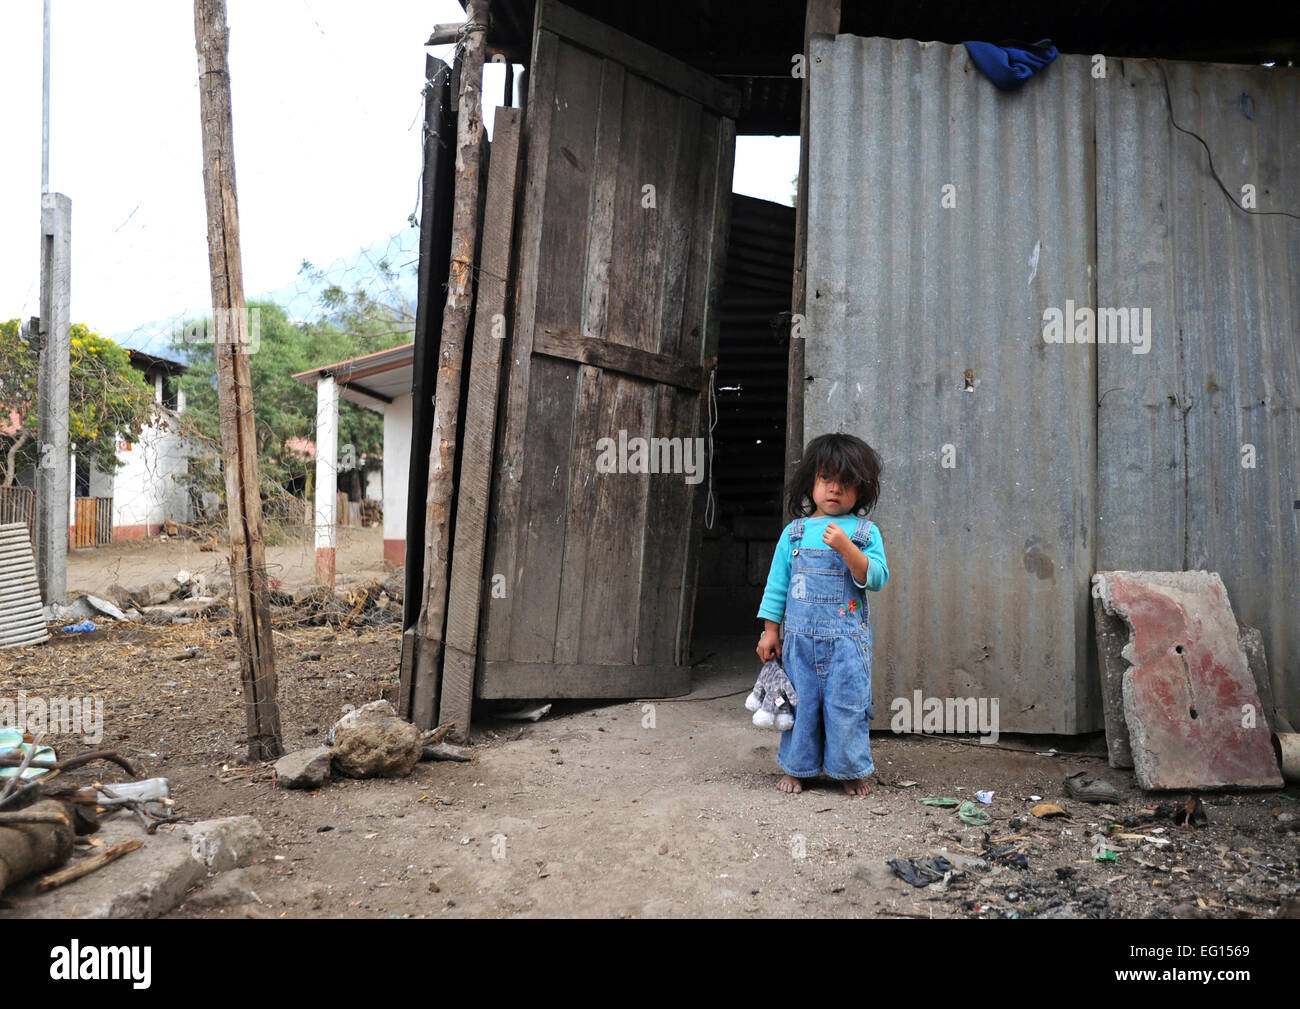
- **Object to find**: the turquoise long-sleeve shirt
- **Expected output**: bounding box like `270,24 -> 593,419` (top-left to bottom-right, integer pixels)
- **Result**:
757,516 -> 889,623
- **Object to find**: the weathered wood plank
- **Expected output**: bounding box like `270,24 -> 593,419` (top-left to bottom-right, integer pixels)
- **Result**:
479,661 -> 690,699
607,73 -> 672,353
537,0 -> 739,116
534,328 -> 704,390
481,27 -> 562,663
506,37 -> 603,664
439,106 -> 523,743
679,116 -> 736,663
555,58 -> 624,665
635,97 -> 708,666
399,57 -> 454,720
409,0 -> 489,730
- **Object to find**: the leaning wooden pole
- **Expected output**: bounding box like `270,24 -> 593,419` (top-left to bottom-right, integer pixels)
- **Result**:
193,0 -> 283,760
409,3 -> 489,730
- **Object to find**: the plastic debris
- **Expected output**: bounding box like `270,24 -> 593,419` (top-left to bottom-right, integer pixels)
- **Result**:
887,856 -> 957,887
921,797 -> 960,807
1029,794 -> 1043,801
975,789 -> 995,804
958,800 -> 992,826
983,841 -> 1029,869
1095,848 -> 1119,863
0,728 -> 55,781
59,620 -> 97,633
1032,802 -> 1067,818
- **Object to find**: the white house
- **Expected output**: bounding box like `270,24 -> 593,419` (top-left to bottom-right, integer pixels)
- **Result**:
75,350 -> 190,543
292,343 -> 413,581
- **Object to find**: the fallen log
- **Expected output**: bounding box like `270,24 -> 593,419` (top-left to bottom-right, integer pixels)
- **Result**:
0,799 -> 74,893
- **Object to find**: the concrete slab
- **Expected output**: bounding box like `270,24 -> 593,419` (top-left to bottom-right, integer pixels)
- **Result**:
1092,588 -> 1134,768
1094,570 -> 1282,791
0,814 -> 265,919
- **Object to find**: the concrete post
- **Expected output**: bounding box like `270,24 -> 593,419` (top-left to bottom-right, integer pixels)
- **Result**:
35,192 -> 70,603
382,394 -> 412,570
314,375 -> 338,586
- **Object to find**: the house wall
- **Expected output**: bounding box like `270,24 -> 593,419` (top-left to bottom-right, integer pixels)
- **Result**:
110,418 -> 190,538
382,393 -> 412,568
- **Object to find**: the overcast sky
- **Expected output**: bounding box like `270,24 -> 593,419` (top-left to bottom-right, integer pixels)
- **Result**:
0,1 -> 797,344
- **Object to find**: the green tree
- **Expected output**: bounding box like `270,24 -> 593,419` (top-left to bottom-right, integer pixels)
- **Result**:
0,319 -> 158,486
172,296 -> 410,505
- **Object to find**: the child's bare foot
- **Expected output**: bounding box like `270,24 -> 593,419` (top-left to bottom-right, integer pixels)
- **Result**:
841,778 -> 871,796
777,774 -> 805,793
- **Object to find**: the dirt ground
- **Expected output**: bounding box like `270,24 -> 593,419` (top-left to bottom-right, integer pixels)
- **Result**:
2,610 -> 1297,919
65,526 -> 391,599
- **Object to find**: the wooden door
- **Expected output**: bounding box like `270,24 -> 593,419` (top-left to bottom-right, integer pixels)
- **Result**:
478,0 -> 738,698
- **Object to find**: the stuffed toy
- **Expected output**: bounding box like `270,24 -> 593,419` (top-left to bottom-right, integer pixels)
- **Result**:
745,658 -> 798,730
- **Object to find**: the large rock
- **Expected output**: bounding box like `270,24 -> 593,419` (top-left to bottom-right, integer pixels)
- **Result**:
133,580 -> 178,607
328,700 -> 421,779
1094,570 -> 1282,791
275,746 -> 333,789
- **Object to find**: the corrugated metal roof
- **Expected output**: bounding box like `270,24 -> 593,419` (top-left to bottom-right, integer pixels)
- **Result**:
1096,56 -> 1300,727
804,36 -> 1098,733
482,1 -> 1299,134
0,523 -> 50,649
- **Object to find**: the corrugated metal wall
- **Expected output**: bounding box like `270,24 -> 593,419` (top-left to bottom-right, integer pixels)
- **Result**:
1096,57 -> 1300,728
806,35 -> 1299,733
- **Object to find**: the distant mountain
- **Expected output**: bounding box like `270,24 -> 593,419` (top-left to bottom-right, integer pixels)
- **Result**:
111,228 -> 421,361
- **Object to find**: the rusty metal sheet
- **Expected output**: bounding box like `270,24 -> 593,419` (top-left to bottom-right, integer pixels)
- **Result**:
1096,57 -> 1300,730
805,35 -> 1097,733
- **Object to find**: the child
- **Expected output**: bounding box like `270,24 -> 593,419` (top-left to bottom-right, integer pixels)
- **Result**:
756,433 -> 888,796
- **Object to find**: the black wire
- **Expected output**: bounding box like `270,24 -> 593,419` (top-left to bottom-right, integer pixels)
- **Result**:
1154,59 -> 1300,222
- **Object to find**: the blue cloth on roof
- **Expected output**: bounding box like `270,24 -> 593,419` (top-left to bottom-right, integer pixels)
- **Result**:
962,39 -> 1058,90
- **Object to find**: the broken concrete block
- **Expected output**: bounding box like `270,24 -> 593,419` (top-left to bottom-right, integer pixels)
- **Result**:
1094,570 -> 1282,791
183,816 -> 267,873
1092,590 -> 1134,768
329,700 -> 421,779
275,746 -> 333,789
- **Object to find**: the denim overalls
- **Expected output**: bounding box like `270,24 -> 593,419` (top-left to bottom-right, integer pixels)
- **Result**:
777,516 -> 876,780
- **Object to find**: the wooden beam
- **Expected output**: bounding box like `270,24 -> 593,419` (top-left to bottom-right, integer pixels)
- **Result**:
193,0 -> 283,760
479,661 -> 691,699
786,0 -> 840,506
534,327 -> 708,391
409,0 -> 489,731
439,106 -> 524,745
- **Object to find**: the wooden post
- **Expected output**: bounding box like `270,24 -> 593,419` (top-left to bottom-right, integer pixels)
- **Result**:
439,107 -> 523,743
193,0 -> 283,761
786,0 -> 841,498
409,0 -> 489,730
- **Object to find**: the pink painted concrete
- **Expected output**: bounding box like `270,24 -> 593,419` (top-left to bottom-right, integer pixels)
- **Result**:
1101,570 -> 1282,790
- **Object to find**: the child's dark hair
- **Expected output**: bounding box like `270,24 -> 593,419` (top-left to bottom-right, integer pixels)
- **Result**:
786,433 -> 883,518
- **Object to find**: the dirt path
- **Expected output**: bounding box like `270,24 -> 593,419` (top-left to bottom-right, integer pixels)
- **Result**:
65,526 -> 390,599
2,621 -> 1295,918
